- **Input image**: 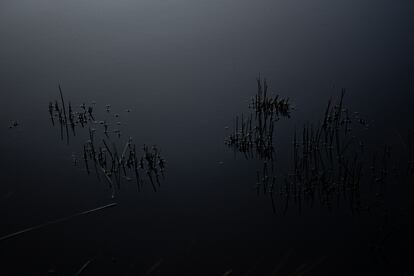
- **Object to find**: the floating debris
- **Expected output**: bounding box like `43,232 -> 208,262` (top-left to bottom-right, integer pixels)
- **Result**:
74,256 -> 97,276
0,203 -> 117,242
143,258 -> 163,276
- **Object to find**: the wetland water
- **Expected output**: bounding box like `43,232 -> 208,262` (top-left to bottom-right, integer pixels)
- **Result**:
1,0 -> 413,275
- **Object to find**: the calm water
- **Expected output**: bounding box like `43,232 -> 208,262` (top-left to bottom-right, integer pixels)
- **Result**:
1,0 -> 413,275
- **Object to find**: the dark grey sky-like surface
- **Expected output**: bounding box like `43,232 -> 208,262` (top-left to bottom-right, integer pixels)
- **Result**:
1,0 -> 412,100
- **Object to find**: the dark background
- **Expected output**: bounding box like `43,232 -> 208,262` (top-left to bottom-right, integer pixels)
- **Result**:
0,0 -> 413,274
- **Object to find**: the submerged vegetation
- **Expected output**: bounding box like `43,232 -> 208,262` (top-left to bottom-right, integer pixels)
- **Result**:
48,85 -> 167,197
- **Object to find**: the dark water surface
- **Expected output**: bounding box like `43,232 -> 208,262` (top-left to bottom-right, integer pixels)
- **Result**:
1,0 -> 413,275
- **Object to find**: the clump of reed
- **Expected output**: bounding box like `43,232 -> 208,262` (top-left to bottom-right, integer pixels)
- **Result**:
226,80 -> 406,215
82,136 -> 166,197
255,91 -> 396,215
48,85 -> 96,144
284,91 -> 367,213
48,84 -> 167,197
225,77 -> 292,160
250,77 -> 291,118
8,120 -> 19,129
